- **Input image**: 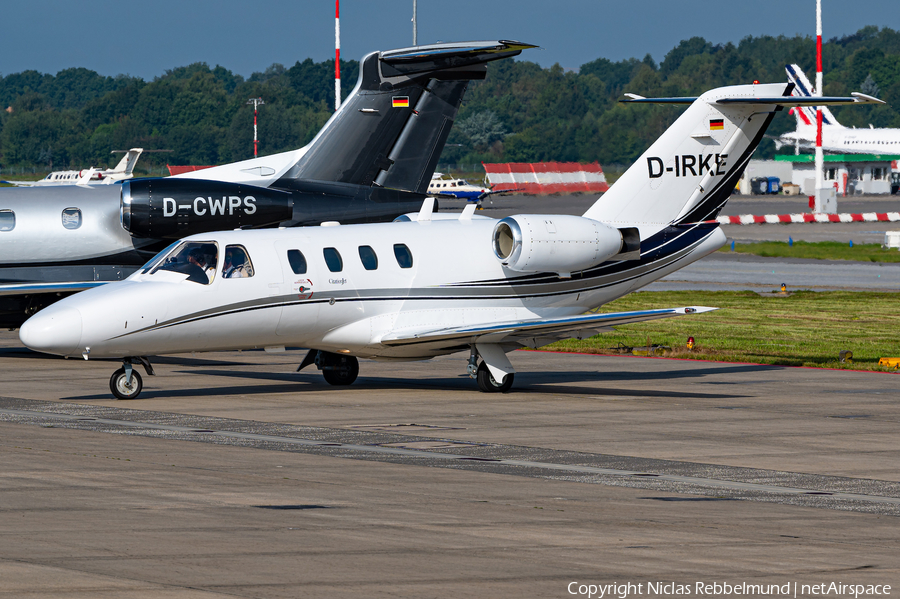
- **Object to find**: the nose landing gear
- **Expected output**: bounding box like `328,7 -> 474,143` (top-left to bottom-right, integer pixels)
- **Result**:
109,357 -> 154,400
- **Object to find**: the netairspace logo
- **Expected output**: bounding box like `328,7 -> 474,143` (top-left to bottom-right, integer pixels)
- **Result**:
567,581 -> 892,598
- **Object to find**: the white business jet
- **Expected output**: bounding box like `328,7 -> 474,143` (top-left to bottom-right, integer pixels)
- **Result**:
2,148 -> 143,186
19,82 -> 880,398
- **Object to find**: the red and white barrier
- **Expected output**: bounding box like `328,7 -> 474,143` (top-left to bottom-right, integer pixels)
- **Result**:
167,165 -> 215,176
716,212 -> 900,225
482,161 -> 609,194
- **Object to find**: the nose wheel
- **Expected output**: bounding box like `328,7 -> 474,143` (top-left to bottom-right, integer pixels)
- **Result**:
108,357 -> 154,400
110,367 -> 143,400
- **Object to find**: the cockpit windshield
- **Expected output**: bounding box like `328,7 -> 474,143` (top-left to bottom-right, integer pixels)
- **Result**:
148,241 -> 219,285
139,241 -> 180,274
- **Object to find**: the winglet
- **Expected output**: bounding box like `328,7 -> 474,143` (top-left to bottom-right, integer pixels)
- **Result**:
459,203 -> 477,220
417,197 -> 435,222
851,92 -> 885,104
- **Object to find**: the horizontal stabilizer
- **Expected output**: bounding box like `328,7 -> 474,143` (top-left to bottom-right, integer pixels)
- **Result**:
381,306 -> 716,347
621,92 -> 884,106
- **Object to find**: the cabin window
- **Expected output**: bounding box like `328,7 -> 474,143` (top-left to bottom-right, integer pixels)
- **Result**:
61,207 -> 82,230
826,168 -> 836,180
323,247 -> 343,272
223,245 -> 254,279
393,243 -> 413,269
150,240 -> 219,285
0,210 -> 14,232
287,249 -> 307,274
358,246 -> 378,270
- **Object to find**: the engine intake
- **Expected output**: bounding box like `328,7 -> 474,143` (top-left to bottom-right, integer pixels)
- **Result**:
492,215 -> 639,277
121,178 -> 293,239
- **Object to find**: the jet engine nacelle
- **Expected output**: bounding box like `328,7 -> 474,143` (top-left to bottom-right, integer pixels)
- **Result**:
121,178 -> 294,239
492,214 -> 640,277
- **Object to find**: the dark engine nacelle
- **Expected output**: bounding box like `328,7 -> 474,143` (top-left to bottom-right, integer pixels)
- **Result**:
492,215 -> 640,277
121,178 -> 294,239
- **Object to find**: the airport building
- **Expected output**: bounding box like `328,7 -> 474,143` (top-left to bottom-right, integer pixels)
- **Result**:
741,155 -> 900,195
775,154 -> 900,196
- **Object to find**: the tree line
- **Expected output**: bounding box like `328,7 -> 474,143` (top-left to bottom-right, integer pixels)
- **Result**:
1,26 -> 898,173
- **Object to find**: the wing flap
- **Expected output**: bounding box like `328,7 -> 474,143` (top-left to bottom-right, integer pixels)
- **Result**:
0,281 -> 106,297
380,306 -> 716,347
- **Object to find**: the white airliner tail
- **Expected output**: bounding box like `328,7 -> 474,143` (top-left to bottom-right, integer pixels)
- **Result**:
785,64 -> 841,128
582,83 -> 881,237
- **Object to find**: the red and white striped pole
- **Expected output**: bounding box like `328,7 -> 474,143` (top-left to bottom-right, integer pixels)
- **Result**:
814,0 -> 825,212
246,97 -> 265,158
335,0 -> 341,111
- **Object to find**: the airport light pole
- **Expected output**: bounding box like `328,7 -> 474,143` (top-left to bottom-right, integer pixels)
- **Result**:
813,0 -> 832,213
335,0 -> 341,111
413,0 -> 417,46
246,97 -> 265,158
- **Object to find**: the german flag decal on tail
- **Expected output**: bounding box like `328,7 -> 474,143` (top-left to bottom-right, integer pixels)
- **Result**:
709,118 -> 724,131
392,96 -> 410,108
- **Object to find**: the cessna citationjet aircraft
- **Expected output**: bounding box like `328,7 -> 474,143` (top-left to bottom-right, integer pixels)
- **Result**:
20,82 -> 881,398
776,64 -> 896,153
0,40 -> 532,329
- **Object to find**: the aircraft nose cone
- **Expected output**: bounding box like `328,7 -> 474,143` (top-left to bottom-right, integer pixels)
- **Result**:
20,307 -> 83,356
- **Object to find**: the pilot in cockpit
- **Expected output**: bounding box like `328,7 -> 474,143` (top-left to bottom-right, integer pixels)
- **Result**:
186,248 -> 210,285
223,246 -> 253,278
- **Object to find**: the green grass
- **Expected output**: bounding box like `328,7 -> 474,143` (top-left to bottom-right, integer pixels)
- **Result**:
719,240 -> 900,262
546,290 -> 900,372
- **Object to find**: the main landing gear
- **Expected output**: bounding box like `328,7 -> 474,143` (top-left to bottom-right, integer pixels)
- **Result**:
467,345 -> 515,393
298,350 -> 359,386
109,357 -> 155,400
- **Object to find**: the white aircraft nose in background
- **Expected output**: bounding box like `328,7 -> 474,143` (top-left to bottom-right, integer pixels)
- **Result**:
19,306 -> 83,356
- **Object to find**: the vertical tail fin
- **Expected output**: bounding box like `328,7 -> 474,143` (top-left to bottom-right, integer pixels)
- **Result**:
275,41 -> 535,194
112,148 -> 143,175
582,84 -> 792,234
583,83 -> 879,237
785,64 -> 841,127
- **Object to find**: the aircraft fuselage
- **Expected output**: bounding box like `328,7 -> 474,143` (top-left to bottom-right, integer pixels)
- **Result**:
19,215 -> 725,361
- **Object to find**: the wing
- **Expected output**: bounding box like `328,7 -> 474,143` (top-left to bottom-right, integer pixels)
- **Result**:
381,306 -> 716,349
0,281 -> 107,297
0,180 -> 36,187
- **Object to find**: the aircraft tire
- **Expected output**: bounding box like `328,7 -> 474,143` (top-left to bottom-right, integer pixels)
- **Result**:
322,356 -> 359,386
476,361 -> 514,393
109,368 -> 143,400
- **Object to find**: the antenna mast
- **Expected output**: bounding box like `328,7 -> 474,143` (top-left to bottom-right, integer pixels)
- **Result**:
246,97 -> 265,158
335,0 -> 341,111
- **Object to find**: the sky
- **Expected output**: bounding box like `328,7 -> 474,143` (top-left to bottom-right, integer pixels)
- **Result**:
0,0 -> 897,80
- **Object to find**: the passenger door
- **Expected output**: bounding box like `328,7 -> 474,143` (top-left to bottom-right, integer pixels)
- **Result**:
274,239 -> 318,339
